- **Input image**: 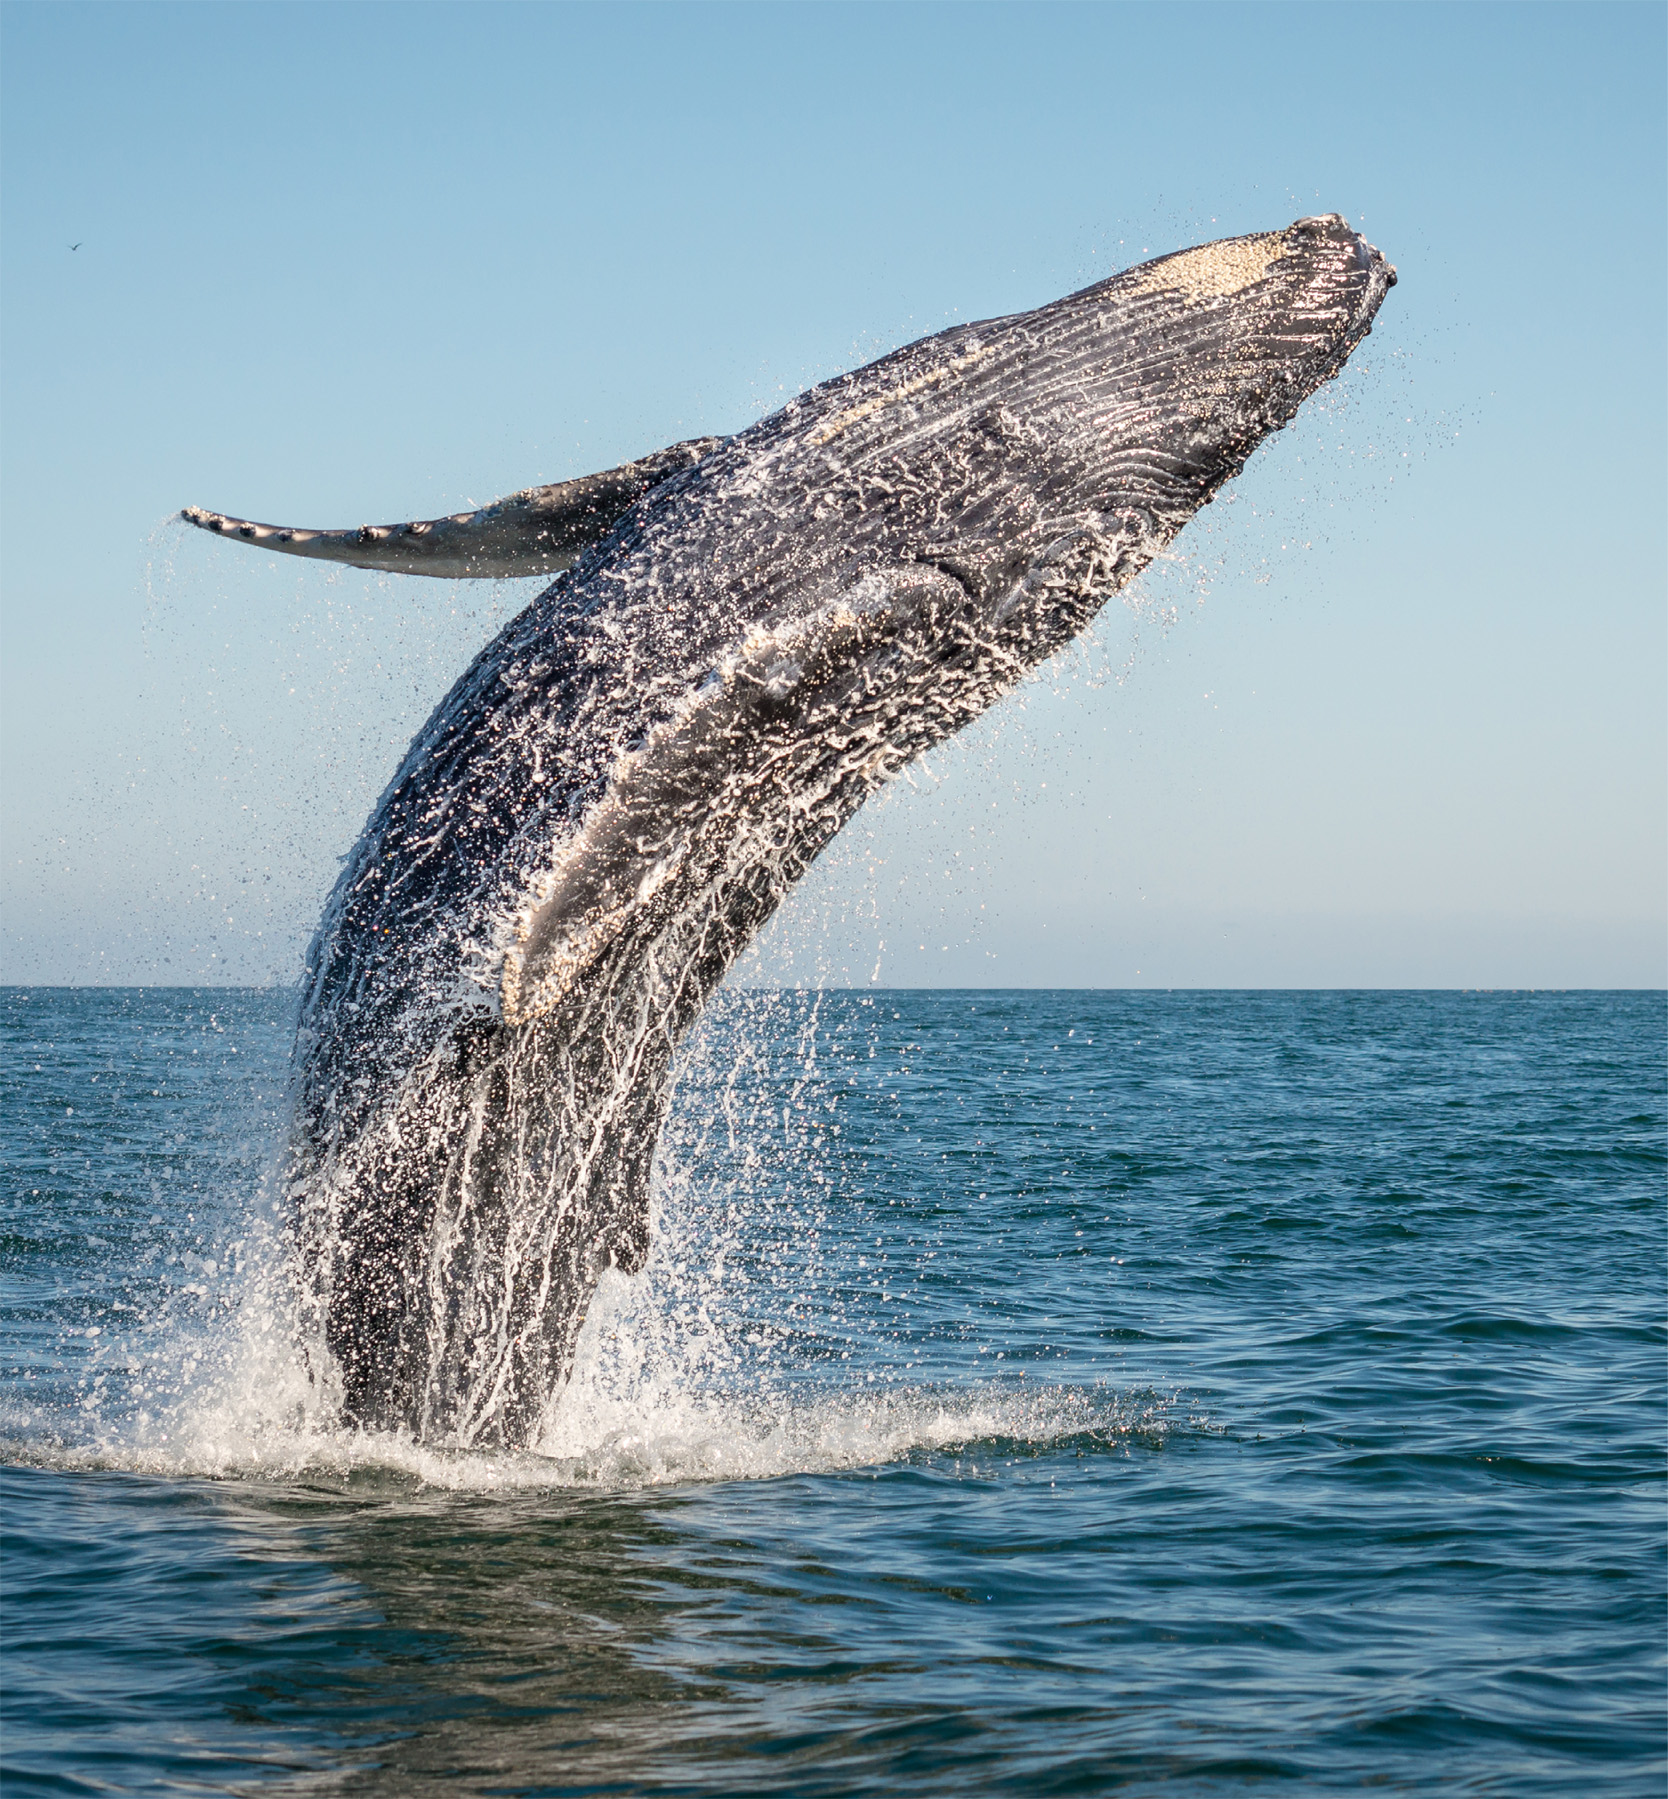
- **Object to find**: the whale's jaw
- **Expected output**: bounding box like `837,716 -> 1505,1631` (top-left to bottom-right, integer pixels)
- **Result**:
248,217 -> 1397,1448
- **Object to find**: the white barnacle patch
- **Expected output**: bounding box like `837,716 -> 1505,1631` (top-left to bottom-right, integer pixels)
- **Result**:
1128,233 -> 1285,306
809,346 -> 992,448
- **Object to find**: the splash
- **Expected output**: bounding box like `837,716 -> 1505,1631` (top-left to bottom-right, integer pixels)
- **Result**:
1,989 -> 1187,1492
2,1217 -> 1182,1495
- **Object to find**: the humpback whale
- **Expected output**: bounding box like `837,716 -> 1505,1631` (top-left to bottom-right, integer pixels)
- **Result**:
185,215 -> 1394,1448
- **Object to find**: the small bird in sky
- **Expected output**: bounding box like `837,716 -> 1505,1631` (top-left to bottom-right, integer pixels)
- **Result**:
69,243 -> 81,251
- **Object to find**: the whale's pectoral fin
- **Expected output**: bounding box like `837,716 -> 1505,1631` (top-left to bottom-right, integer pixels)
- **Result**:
180,435 -> 726,579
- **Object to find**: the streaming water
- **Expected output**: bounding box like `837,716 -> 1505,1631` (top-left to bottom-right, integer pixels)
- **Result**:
2,987 -> 1663,1795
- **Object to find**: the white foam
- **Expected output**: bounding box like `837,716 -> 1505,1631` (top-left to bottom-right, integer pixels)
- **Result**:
1,1363 -> 1173,1494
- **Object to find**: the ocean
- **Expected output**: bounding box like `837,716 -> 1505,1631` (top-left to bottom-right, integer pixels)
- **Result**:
2,986 -> 1662,1795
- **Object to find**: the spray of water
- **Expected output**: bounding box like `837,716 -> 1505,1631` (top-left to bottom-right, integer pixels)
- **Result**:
4,986 -> 1184,1492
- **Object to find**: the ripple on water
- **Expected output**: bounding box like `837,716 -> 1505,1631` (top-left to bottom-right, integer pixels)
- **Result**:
1,987 -> 1663,1796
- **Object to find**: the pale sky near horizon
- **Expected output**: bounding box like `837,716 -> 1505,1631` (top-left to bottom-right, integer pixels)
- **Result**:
2,0 -> 1663,989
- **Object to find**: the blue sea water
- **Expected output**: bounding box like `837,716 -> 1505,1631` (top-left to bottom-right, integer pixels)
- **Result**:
1,986 -> 1663,1796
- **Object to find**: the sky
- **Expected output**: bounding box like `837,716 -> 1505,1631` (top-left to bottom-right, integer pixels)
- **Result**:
1,0 -> 1662,989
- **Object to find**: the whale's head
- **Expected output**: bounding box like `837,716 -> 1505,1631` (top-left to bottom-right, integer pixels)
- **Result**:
779,213 -> 1396,636
1061,211 -> 1396,526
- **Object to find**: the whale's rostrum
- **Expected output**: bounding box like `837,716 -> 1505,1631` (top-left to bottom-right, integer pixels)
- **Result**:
185,215 -> 1395,1447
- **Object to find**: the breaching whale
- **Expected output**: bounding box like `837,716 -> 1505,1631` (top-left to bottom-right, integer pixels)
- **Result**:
185,215 -> 1395,1448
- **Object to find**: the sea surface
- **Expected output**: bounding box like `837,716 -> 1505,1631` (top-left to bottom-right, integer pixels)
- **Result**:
2,986 -> 1663,1796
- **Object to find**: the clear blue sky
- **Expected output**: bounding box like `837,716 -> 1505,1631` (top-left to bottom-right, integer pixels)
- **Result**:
2,1 -> 1662,987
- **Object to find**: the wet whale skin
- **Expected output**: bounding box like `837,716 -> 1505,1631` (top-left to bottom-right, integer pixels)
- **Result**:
234,216 -> 1394,1446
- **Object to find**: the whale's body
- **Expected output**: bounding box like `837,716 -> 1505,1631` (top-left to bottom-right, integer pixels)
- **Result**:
186,216 -> 1394,1446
